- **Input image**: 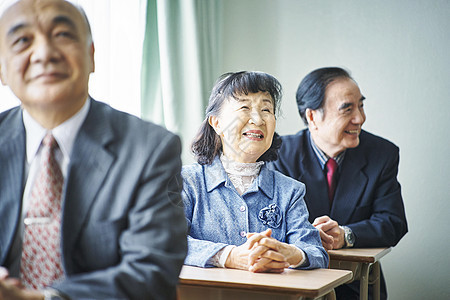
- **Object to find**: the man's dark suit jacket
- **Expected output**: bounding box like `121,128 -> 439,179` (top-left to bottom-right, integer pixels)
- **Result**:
0,99 -> 188,299
270,129 -> 408,300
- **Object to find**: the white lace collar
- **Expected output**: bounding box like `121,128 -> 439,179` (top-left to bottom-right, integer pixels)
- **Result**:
220,154 -> 264,195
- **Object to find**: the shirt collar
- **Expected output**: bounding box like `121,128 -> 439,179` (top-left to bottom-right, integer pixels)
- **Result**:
23,97 -> 91,164
309,133 -> 346,170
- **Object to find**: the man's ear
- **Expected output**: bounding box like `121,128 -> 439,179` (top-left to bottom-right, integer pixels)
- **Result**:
89,42 -> 95,73
208,115 -> 222,136
306,108 -> 316,129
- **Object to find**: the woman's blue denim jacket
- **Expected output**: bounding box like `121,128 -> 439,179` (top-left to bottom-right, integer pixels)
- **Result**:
181,156 -> 328,269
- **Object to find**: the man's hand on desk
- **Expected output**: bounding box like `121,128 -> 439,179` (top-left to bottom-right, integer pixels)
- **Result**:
313,216 -> 345,250
0,267 -> 44,300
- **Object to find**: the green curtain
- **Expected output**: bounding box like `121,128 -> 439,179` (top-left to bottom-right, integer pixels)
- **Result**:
141,0 -> 222,164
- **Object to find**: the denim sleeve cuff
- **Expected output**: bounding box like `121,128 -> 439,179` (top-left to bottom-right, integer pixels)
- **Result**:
218,245 -> 236,268
206,245 -> 235,267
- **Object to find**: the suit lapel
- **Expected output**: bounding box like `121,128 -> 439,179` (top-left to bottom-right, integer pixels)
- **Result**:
299,132 -> 331,221
0,108 -> 26,264
330,148 -> 368,224
61,100 -> 114,270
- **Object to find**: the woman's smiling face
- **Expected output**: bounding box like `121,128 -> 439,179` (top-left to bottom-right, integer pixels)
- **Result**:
209,91 -> 276,163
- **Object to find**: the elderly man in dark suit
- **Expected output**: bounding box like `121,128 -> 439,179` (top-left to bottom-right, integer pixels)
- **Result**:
270,67 -> 407,300
0,0 -> 187,299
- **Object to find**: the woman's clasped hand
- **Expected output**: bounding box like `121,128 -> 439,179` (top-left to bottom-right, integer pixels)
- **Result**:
225,229 -> 304,273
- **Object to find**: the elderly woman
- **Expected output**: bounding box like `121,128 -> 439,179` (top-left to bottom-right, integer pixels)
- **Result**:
182,71 -> 328,272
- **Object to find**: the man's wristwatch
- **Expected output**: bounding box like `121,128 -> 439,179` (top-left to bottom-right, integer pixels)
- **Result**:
340,226 -> 355,248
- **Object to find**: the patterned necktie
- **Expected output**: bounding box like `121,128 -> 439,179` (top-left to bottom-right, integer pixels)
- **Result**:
21,133 -> 65,290
326,158 -> 338,203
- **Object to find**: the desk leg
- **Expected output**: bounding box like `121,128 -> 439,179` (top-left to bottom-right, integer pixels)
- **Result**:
369,262 -> 380,300
359,263 -> 371,300
303,289 -> 336,300
325,289 -> 336,300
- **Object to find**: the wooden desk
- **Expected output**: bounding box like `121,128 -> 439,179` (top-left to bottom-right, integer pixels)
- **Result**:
328,248 -> 391,300
178,265 -> 352,300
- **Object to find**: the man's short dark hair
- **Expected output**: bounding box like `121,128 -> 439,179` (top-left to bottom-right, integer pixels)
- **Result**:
296,67 -> 353,125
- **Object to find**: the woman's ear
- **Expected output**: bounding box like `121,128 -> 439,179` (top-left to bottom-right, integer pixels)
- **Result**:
208,115 -> 222,136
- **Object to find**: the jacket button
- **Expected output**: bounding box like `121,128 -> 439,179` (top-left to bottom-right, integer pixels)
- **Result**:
239,205 -> 246,212
240,231 -> 246,237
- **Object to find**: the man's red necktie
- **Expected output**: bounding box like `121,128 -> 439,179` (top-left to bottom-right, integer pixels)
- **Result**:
326,158 -> 338,203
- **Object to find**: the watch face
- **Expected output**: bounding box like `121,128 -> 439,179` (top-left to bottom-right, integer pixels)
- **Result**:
348,233 -> 355,243
344,227 -> 354,246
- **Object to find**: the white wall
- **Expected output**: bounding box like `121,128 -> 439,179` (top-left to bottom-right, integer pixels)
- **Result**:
220,0 -> 450,299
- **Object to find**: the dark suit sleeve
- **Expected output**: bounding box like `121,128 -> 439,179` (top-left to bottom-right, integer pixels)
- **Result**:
54,133 -> 187,300
348,147 -> 408,247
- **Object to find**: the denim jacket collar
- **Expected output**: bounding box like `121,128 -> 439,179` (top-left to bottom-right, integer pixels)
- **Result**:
204,156 -> 228,192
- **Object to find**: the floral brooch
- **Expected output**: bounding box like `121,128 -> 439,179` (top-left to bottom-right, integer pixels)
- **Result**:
258,204 -> 282,228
